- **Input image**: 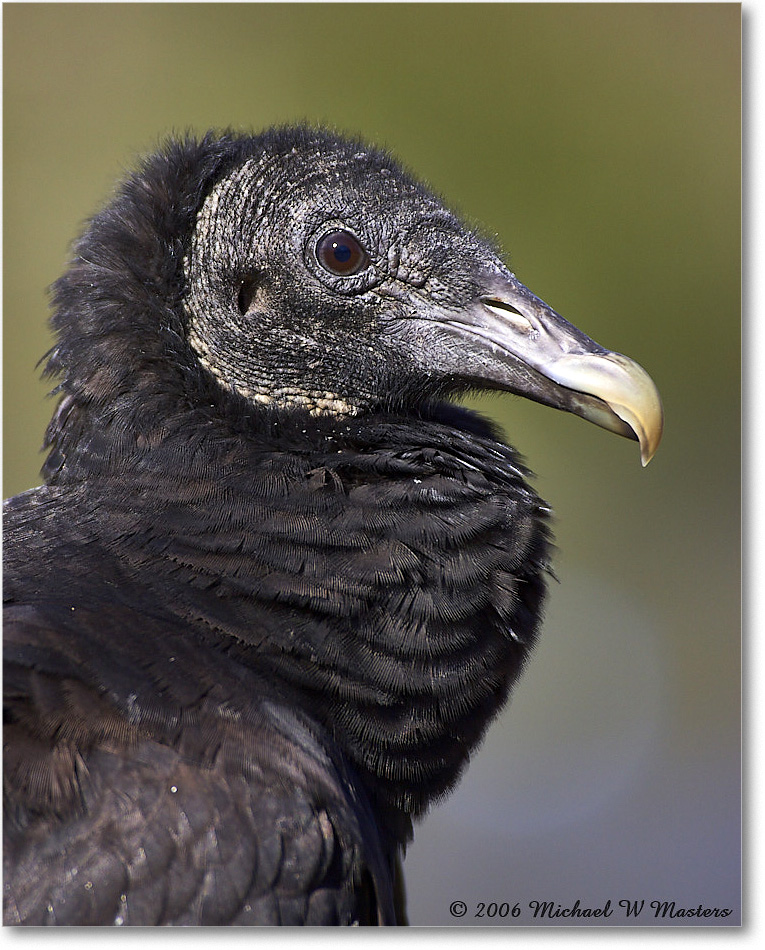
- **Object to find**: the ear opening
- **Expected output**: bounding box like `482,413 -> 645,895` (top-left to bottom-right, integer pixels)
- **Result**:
236,275 -> 261,316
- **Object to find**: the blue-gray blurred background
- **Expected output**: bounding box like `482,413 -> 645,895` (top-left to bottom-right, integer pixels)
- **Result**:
3,3 -> 740,926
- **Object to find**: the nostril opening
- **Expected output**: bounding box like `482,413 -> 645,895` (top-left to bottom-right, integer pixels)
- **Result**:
480,296 -> 525,318
480,296 -> 533,332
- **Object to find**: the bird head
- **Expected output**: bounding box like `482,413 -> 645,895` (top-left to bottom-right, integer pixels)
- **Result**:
45,126 -> 662,472
182,127 -> 661,463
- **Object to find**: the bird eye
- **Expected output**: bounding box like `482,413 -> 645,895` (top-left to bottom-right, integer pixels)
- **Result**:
316,230 -> 369,277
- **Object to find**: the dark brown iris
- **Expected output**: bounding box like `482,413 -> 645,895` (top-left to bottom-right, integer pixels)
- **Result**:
316,230 -> 368,276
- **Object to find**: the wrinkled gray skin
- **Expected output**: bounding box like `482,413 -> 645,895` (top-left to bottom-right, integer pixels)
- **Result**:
183,143 -> 497,414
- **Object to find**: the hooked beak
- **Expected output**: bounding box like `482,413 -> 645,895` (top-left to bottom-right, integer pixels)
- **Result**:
444,275 -> 663,465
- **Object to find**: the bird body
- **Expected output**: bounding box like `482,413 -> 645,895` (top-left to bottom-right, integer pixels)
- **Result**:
3,128 -> 662,925
4,404 -> 546,924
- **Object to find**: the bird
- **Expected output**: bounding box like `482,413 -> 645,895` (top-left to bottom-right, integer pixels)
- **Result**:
3,126 -> 663,926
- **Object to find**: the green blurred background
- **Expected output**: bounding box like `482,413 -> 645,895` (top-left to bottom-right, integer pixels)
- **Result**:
3,3 -> 740,926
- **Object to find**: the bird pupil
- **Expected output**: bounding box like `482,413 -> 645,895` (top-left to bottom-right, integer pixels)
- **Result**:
333,243 -> 352,263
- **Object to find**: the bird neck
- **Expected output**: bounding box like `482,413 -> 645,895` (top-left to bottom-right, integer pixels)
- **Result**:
263,407 -> 550,832
46,401 -> 551,838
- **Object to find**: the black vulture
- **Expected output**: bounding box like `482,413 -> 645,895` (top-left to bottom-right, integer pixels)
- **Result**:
3,127 -> 662,926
